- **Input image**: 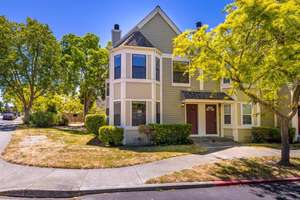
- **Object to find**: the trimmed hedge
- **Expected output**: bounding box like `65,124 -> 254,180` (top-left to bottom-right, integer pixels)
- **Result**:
251,126 -> 296,143
146,124 -> 192,145
98,125 -> 124,146
30,111 -> 58,127
85,114 -> 106,134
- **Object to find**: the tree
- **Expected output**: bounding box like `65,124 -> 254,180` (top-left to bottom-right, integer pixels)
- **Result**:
0,17 -> 62,124
173,0 -> 300,165
61,33 -> 109,117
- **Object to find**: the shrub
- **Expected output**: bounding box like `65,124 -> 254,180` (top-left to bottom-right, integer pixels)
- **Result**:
85,114 -> 106,134
251,126 -> 296,143
98,125 -> 124,146
143,124 -> 192,145
56,113 -> 69,126
30,111 -> 58,127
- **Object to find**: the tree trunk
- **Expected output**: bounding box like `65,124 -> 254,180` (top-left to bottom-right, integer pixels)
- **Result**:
83,95 -> 91,118
23,107 -> 30,125
279,117 -> 291,166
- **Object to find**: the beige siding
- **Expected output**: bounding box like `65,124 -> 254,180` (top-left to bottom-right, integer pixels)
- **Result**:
126,53 -> 132,78
125,101 -> 131,126
237,103 -> 241,126
140,13 -> 177,53
126,82 -> 152,99
224,128 -> 233,139
162,58 -> 200,124
203,79 -> 220,91
261,105 -> 275,127
156,84 -> 160,101
237,129 -> 252,142
146,101 -> 152,123
114,83 -> 121,99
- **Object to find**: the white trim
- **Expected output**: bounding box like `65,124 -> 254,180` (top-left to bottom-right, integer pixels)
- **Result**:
221,78 -> 232,89
204,104 -> 219,136
171,59 -> 191,87
257,103 -> 261,126
113,98 -> 152,102
292,110 -> 299,140
183,99 -> 234,103
223,103 -> 232,128
199,69 -> 204,90
240,103 -> 253,127
160,55 -> 163,123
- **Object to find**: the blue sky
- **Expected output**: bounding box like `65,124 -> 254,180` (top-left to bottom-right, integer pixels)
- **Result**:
0,0 -> 232,46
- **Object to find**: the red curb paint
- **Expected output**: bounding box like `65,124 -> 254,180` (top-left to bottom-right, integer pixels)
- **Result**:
213,177 -> 300,187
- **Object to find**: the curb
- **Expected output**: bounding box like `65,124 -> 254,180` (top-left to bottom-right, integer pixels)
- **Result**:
0,177 -> 300,198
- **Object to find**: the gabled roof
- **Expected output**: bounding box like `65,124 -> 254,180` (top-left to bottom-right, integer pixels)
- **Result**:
181,91 -> 234,101
114,5 -> 181,48
123,31 -> 154,47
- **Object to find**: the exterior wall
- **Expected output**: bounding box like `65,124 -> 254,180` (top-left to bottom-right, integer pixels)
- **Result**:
139,13 -> 177,53
124,129 -> 150,145
114,83 -> 121,99
156,84 -> 160,101
203,79 -> 220,91
162,57 -> 200,124
223,128 -> 233,139
126,82 -> 152,99
260,105 -> 275,127
237,129 -> 252,143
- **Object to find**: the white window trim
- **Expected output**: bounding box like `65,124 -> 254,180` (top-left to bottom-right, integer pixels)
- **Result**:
131,101 -> 147,127
131,54 -> 147,80
223,104 -> 232,127
171,58 -> 191,87
240,103 -> 253,127
221,78 -> 231,89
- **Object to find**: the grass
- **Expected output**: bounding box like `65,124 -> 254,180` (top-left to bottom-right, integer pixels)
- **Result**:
1,128 -> 206,169
245,143 -> 300,149
146,157 -> 300,184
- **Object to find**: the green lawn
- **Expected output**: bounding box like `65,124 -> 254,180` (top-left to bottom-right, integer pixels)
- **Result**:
1,128 -> 206,169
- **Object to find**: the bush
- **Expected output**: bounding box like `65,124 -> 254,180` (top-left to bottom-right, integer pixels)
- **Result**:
143,124 -> 192,145
56,113 -> 69,126
85,114 -> 106,134
251,126 -> 296,143
30,111 -> 58,127
98,125 -> 124,146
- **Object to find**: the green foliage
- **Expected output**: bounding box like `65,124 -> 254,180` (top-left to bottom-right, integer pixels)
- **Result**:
85,114 -> 106,134
30,111 -> 58,127
60,33 -> 109,116
144,124 -> 192,145
252,127 -> 296,143
56,113 -> 69,126
0,17 -> 62,123
98,125 -> 124,146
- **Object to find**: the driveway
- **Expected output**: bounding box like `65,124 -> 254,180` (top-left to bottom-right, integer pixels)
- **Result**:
0,119 -> 300,192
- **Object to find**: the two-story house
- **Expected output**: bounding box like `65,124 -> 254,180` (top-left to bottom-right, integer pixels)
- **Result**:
106,6 -> 300,145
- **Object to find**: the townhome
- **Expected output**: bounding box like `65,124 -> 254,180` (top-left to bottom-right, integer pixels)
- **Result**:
106,6 -> 300,145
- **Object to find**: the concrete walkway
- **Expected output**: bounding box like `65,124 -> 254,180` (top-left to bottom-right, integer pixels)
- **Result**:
0,129 -> 300,192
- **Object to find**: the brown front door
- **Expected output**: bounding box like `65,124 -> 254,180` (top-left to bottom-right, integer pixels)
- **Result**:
186,104 -> 198,134
206,105 -> 217,134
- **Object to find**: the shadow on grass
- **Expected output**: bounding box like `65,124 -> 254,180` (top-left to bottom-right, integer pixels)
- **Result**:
210,157 -> 300,181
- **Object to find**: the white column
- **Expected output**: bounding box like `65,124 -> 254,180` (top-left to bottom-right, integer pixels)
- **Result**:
120,52 -> 126,126
232,102 -> 239,141
292,112 -> 298,141
151,52 -> 156,123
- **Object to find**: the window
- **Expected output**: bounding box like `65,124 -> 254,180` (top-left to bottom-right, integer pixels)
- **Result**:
173,61 -> 189,84
223,78 -> 231,84
132,101 -> 146,126
156,102 -> 160,124
132,54 -> 146,79
114,102 -> 121,126
224,104 -> 231,125
156,57 -> 160,81
106,82 -> 109,96
114,54 -> 121,79
242,104 -> 252,125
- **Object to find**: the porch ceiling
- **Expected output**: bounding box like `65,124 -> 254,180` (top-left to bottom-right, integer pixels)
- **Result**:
181,91 -> 234,101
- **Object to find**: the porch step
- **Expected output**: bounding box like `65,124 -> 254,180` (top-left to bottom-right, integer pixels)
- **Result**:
191,136 -> 237,149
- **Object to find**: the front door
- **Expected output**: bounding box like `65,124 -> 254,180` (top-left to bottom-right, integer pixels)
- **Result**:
206,105 -> 217,135
186,104 -> 198,135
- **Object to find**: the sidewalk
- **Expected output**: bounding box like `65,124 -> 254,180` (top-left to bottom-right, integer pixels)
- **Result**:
0,129 -> 300,192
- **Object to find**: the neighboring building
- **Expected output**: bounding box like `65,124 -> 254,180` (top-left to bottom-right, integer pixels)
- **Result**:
106,6 -> 300,145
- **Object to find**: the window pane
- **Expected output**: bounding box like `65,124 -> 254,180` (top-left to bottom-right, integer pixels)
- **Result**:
223,78 -> 231,84
114,55 -> 121,79
173,61 -> 189,83
132,101 -> 146,126
132,54 -> 146,79
156,102 -> 160,124
242,104 -> 252,115
224,115 -> 231,124
156,57 -> 160,81
243,115 -> 252,125
114,102 -> 121,126
224,104 -> 231,115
